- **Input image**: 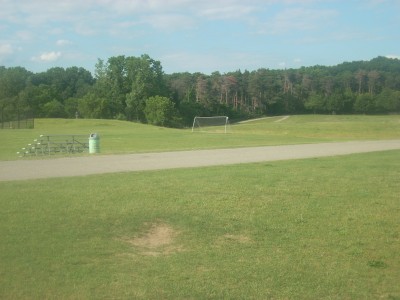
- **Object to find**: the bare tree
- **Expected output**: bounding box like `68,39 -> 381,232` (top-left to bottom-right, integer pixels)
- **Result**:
367,70 -> 380,95
195,76 -> 208,104
355,69 -> 367,94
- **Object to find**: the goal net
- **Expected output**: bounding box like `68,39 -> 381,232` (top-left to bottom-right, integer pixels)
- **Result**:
192,116 -> 231,133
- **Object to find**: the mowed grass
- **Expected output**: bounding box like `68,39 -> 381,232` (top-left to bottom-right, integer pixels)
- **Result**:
1,150 -> 399,299
0,114 -> 399,160
1,115 -> 399,298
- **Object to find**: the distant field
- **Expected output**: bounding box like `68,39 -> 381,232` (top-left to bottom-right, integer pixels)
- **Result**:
1,150 -> 399,298
1,114 -> 400,161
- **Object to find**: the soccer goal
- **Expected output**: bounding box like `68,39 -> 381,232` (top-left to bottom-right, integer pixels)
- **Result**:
192,116 -> 231,133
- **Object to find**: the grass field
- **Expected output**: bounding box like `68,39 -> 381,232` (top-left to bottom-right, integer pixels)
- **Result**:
0,114 -> 399,160
1,115 -> 399,298
1,150 -> 399,298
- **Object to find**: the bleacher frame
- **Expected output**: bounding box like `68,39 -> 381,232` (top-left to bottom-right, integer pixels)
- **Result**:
18,134 -> 89,157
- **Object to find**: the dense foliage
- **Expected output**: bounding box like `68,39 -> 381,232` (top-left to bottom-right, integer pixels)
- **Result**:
1,55 -> 400,127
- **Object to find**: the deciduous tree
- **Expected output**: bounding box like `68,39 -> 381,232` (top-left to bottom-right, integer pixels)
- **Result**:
144,96 -> 180,127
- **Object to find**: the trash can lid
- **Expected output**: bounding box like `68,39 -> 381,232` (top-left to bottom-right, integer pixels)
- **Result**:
89,133 -> 100,138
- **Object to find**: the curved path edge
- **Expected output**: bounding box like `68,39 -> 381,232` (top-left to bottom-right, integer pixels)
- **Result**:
1,140 -> 400,182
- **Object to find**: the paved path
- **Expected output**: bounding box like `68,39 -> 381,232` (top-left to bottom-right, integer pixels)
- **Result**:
1,140 -> 400,182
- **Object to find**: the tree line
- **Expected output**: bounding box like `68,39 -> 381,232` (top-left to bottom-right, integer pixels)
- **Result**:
1,55 -> 400,128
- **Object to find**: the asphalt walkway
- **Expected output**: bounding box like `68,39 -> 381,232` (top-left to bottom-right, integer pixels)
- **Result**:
1,140 -> 400,182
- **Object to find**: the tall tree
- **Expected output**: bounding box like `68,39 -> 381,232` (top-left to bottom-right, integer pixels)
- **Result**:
304,92 -> 325,114
195,75 -> 208,105
355,69 -> 367,94
144,96 -> 180,127
367,70 -> 380,95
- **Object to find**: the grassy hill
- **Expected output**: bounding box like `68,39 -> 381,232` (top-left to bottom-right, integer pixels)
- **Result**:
1,115 -> 400,160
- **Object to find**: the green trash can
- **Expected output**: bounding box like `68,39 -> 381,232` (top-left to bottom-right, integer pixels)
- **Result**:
89,133 -> 100,154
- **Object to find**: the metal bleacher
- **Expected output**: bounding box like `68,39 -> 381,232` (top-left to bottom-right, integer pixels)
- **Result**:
18,134 -> 89,157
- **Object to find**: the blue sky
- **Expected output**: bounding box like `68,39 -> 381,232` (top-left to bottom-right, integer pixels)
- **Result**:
1,0 -> 399,75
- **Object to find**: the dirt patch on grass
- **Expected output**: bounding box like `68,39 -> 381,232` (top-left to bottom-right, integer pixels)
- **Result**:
121,223 -> 183,256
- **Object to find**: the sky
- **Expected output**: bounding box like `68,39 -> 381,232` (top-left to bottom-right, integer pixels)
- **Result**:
0,0 -> 399,75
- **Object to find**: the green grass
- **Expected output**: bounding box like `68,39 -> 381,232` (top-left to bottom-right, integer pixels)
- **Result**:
1,115 -> 399,298
0,115 -> 399,160
1,150 -> 399,299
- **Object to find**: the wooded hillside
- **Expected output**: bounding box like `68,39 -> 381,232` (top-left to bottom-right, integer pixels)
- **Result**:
1,55 -> 400,127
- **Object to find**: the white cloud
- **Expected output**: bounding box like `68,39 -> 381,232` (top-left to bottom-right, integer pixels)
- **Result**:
99,0 -> 258,15
365,0 -> 388,7
198,4 -> 257,20
1,0 -> 396,74
161,51 -> 278,74
56,39 -> 72,46
257,7 -> 337,35
1,0 -> 263,39
49,28 -> 65,35
0,43 -> 15,63
144,14 -> 196,31
161,52 -> 218,73
75,22 -> 98,36
32,51 -> 62,62
15,31 -> 34,41
0,43 -> 14,56
0,0 -> 330,34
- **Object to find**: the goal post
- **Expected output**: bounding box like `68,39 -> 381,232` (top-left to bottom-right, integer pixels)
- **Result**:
192,116 -> 231,133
